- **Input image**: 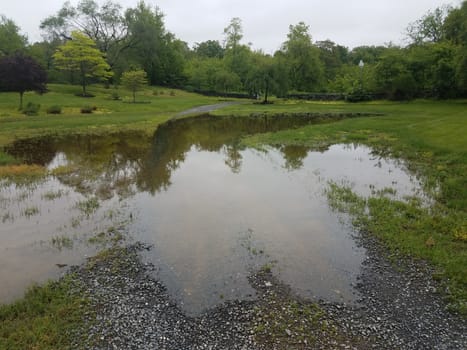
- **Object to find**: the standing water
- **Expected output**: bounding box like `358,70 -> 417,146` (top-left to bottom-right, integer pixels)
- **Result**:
0,114 -> 424,314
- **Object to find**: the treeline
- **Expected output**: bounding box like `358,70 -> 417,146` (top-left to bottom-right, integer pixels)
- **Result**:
1,0 -> 467,101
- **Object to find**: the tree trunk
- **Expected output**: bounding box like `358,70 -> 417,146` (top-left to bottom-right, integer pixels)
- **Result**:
133,90 -> 136,103
19,91 -> 24,110
263,80 -> 269,104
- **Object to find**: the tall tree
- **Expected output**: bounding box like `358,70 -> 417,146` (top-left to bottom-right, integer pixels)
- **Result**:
40,0 -> 131,68
281,22 -> 324,92
406,6 -> 451,44
316,40 -> 349,84
444,1 -> 467,45
223,17 -> 243,52
0,53 -> 47,109
0,15 -> 27,56
124,1 -> 185,86
53,31 -> 113,95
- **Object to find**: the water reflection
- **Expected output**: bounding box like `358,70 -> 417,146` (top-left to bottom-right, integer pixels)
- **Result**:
1,114 -> 424,314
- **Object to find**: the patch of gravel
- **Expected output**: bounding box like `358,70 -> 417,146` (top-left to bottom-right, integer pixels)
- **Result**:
68,240 -> 466,350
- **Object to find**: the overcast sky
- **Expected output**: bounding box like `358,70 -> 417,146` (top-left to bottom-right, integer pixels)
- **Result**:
1,0 -> 462,52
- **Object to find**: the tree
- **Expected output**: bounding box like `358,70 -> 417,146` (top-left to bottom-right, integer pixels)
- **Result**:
124,2 -> 185,86
316,40 -> 349,84
281,22 -> 324,92
193,40 -> 224,58
406,6 -> 450,44
444,1 -> 467,45
0,15 -> 27,56
53,31 -> 113,95
121,69 -> 148,102
0,53 -> 47,109
375,48 -> 417,100
245,53 -> 279,103
223,17 -> 243,52
40,0 -> 131,69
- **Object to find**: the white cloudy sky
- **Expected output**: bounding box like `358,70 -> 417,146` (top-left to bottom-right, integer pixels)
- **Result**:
1,0 -> 462,52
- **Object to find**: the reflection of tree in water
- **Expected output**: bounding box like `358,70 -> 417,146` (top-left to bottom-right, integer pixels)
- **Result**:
5,137 -> 57,165
224,144 -> 243,174
139,114 -> 325,191
6,114 -> 330,197
280,145 -> 310,171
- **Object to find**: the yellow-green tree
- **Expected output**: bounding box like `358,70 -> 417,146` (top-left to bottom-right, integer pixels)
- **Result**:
121,69 -> 148,103
53,31 -> 113,96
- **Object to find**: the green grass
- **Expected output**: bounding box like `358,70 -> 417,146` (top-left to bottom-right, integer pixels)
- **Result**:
0,276 -> 89,350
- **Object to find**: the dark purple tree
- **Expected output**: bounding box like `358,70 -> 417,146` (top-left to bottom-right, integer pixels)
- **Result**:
0,53 -> 47,109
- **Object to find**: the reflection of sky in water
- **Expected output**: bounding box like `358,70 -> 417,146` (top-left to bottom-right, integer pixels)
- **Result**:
0,136 -> 425,314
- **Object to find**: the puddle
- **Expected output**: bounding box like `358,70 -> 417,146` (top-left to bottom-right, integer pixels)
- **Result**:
0,114 -> 425,314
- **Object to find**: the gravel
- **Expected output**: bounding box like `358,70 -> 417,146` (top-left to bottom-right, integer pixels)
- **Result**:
68,238 -> 466,350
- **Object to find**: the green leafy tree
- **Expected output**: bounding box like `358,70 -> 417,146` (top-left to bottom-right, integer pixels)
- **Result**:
0,53 -> 47,109
193,40 -> 224,58
316,40 -> 349,84
124,2 -> 185,86
0,15 -> 27,56
53,31 -> 113,95
444,1 -> 467,45
40,0 -> 131,69
406,6 -> 450,44
121,69 -> 148,102
245,53 -> 279,103
223,17 -> 243,52
375,48 -> 417,100
281,22 -> 324,92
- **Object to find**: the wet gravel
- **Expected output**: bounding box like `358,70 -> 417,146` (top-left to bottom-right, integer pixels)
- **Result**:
69,240 -> 466,349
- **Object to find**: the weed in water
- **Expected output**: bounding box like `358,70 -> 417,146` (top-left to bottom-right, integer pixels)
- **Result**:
22,206 -> 39,218
76,197 -> 100,216
51,235 -> 73,250
42,189 -> 66,201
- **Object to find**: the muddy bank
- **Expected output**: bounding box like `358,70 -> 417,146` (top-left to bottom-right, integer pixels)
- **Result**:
68,240 -> 466,350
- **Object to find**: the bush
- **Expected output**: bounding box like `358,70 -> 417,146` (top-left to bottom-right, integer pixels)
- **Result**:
23,102 -> 40,116
80,106 -> 93,114
110,92 -> 121,100
46,105 -> 62,114
75,92 -> 95,98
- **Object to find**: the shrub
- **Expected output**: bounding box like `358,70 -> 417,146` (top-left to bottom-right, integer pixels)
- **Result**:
110,92 -> 121,100
46,105 -> 62,114
80,106 -> 93,114
74,92 -> 95,98
23,102 -> 40,116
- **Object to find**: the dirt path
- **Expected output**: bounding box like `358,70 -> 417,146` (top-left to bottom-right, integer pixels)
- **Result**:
173,101 -> 242,118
